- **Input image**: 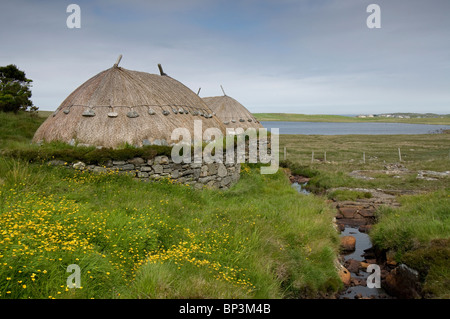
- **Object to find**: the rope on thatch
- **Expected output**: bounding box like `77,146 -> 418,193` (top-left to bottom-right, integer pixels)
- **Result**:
32,64 -> 226,148
202,95 -> 263,129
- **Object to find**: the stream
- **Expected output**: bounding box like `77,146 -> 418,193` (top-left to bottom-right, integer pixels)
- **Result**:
291,176 -> 392,299
338,226 -> 389,299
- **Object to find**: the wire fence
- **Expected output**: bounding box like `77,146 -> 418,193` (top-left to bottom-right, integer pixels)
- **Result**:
280,146 -> 450,165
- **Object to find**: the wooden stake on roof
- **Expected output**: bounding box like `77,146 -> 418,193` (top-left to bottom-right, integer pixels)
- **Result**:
158,64 -> 167,76
197,87 -> 201,95
220,85 -> 226,96
113,54 -> 123,67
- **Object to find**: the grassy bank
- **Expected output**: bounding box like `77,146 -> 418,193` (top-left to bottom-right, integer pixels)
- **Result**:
254,113 -> 450,125
279,134 -> 450,192
0,159 -> 340,299
370,190 -> 450,298
0,111 -> 341,299
279,134 -> 449,298
0,111 -> 46,149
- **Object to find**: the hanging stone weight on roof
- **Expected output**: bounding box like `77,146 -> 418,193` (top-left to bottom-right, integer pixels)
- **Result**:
82,108 -> 95,117
202,93 -> 264,129
31,55 -> 226,148
127,110 -> 139,118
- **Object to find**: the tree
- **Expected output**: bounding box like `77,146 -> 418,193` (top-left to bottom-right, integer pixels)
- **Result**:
0,64 -> 37,113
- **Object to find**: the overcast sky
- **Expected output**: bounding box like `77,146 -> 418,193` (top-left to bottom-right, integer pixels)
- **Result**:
1,0 -> 449,114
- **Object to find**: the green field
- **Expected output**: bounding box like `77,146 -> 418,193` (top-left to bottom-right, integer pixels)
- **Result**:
1,111 -> 449,299
280,133 -> 450,298
0,111 -> 341,299
254,113 -> 450,125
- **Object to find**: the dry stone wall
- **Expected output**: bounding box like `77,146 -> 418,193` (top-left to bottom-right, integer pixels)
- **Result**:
65,155 -> 241,190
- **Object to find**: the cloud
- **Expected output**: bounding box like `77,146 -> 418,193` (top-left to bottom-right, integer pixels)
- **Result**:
0,0 -> 449,114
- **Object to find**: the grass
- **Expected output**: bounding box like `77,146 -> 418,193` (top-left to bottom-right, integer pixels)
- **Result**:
370,190 -> 450,298
0,158 -> 341,299
279,134 -> 450,192
279,133 -> 450,298
254,113 -> 450,125
0,111 -> 46,149
327,189 -> 372,201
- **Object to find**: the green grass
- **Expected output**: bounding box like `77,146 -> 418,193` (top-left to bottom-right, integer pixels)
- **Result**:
279,133 -> 449,298
0,111 -> 46,149
327,189 -> 372,201
279,134 -> 450,192
370,190 -> 450,298
0,158 -> 341,299
254,113 -> 450,125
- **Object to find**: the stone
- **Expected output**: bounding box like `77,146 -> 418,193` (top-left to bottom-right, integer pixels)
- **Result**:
140,166 -> 153,172
137,171 -> 149,178
217,163 -> 228,177
360,262 -> 370,269
207,163 -> 219,175
170,170 -> 179,179
118,164 -> 135,171
73,161 -> 86,170
193,168 -> 201,179
345,259 -> 361,274
112,160 -> 126,166
383,264 -> 421,299
338,207 -> 359,219
154,156 -> 169,165
338,266 -> 351,286
153,165 -> 163,174
221,176 -> 232,187
93,166 -> 107,174
340,236 -> 356,252
48,160 -> 66,166
128,157 -> 145,165
180,169 -> 193,177
200,165 -> 208,177
358,208 -> 375,218
198,176 -> 215,184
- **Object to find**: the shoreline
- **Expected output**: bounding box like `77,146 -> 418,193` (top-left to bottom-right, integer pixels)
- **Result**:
254,113 -> 450,125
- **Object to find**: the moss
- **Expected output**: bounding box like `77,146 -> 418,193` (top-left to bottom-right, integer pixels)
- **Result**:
2,144 -> 173,165
327,189 -> 372,201
402,239 -> 450,298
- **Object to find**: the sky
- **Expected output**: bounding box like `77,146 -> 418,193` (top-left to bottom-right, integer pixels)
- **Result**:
0,0 -> 449,114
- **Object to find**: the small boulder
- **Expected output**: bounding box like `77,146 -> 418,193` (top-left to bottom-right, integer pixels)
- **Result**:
340,236 -> 356,252
338,266 -> 351,285
73,161 -> 86,170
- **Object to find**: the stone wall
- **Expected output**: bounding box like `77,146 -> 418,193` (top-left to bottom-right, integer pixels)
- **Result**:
64,155 -> 241,190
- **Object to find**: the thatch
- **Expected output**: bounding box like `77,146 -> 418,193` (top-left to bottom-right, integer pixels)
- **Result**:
33,62 -> 226,148
202,94 -> 263,130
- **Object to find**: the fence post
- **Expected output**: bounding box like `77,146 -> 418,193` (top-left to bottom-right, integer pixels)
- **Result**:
284,147 -> 286,161
324,151 -> 327,162
398,148 -> 402,162
363,152 -> 365,164
311,151 -> 314,164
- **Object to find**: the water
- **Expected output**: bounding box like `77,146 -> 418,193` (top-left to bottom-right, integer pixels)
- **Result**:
291,182 -> 311,195
261,121 -> 450,135
339,227 -> 388,299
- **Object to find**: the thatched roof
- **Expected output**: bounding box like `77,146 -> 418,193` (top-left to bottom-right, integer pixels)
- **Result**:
202,94 -> 263,129
33,60 -> 226,148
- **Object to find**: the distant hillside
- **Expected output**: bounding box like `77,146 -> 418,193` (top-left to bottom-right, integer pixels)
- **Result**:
253,113 -> 450,125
